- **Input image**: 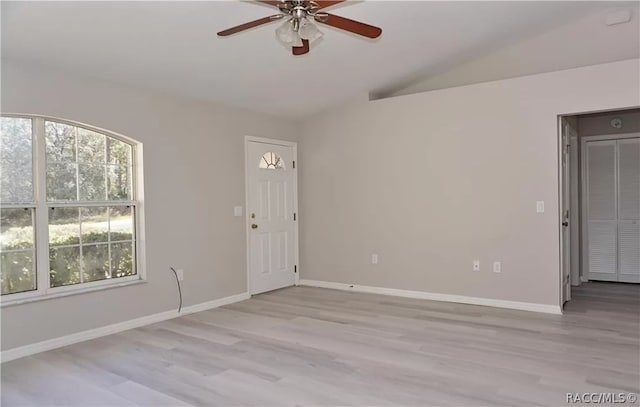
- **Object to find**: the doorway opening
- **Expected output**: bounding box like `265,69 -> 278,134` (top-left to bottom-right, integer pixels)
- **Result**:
559,108 -> 640,310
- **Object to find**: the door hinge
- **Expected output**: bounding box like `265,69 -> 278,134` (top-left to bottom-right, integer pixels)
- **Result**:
293,212 -> 296,221
294,265 -> 297,273
293,160 -> 295,169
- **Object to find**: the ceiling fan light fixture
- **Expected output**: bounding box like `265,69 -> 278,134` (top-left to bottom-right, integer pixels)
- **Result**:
299,18 -> 323,42
275,19 -> 303,47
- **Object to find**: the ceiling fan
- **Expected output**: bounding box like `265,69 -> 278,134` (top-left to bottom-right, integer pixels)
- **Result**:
217,1 -> 382,56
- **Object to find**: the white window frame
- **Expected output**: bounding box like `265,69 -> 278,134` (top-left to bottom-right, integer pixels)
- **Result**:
1,114 -> 146,306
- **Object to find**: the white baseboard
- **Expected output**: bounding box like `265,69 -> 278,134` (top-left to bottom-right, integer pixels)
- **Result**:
1,292 -> 250,363
299,280 -> 562,315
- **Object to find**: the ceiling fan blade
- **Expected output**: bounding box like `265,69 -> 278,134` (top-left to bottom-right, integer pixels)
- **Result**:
217,15 -> 283,36
292,39 -> 310,56
315,13 -> 382,39
312,1 -> 346,10
256,1 -> 283,7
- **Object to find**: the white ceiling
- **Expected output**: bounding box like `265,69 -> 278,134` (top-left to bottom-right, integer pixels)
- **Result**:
384,2 -> 640,98
1,1 -> 637,118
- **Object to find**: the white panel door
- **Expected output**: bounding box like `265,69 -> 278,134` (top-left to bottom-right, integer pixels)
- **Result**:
246,140 -> 296,294
617,138 -> 640,283
586,140 -> 618,281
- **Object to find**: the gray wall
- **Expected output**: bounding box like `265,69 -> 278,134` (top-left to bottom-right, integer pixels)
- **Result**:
2,58 -> 639,352
0,62 -> 298,351
298,59 -> 639,306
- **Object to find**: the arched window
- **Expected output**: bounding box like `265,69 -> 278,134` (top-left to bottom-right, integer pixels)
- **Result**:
1,115 -> 144,301
259,152 -> 285,170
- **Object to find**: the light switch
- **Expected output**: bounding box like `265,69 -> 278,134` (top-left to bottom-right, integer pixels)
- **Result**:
234,206 -> 243,217
536,201 -> 545,213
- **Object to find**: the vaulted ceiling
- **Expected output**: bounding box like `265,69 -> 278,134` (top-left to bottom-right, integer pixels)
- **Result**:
2,1 -> 638,118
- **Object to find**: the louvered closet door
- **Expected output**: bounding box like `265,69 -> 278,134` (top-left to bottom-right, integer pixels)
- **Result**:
587,140 -> 618,281
617,139 -> 640,283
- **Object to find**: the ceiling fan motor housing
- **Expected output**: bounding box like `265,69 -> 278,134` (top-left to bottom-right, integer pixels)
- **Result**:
280,1 -> 328,27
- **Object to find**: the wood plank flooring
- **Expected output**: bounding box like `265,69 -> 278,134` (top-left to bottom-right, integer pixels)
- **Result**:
2,282 -> 639,406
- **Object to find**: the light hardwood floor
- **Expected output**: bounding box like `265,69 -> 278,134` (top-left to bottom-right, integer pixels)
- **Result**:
2,282 -> 639,406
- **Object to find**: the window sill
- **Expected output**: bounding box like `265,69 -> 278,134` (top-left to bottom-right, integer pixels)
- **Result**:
0,279 -> 147,308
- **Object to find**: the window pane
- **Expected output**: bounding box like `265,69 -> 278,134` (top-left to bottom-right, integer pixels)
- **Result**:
82,243 -> 109,282
107,137 -> 132,166
1,250 -> 36,295
111,241 -> 134,278
81,207 -> 108,244
45,121 -> 76,162
107,164 -> 131,200
110,206 -> 133,241
259,152 -> 285,170
49,246 -> 81,287
77,129 -> 106,163
49,207 -> 80,246
1,208 -> 34,250
0,117 -> 33,203
0,117 -> 142,293
47,162 -> 78,201
78,164 -> 106,201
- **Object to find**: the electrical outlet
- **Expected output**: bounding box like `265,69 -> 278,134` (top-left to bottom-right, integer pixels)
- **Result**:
473,260 -> 480,272
493,262 -> 501,273
176,269 -> 184,281
371,254 -> 378,265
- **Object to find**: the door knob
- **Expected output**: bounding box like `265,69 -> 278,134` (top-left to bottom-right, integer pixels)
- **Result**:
251,224 -> 258,229
562,221 -> 569,227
